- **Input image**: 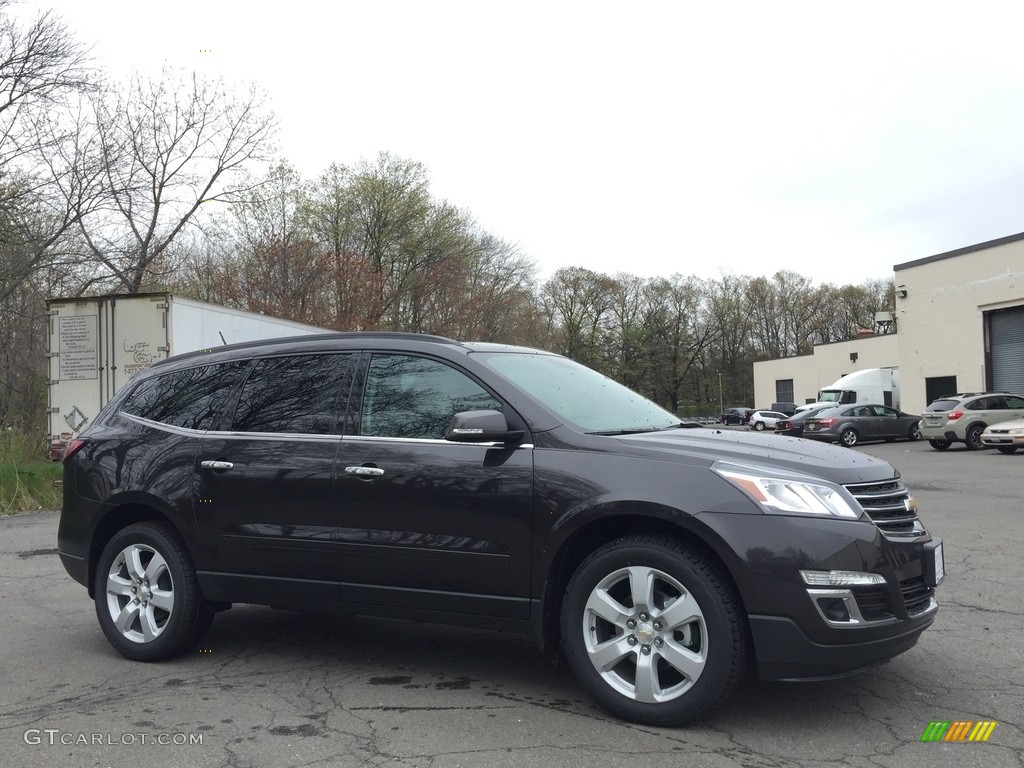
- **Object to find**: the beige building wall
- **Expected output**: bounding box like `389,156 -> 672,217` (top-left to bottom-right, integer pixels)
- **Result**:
894,234 -> 1024,414
753,334 -> 899,408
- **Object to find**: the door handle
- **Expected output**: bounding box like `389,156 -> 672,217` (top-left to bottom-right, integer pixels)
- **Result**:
345,466 -> 384,477
200,460 -> 234,471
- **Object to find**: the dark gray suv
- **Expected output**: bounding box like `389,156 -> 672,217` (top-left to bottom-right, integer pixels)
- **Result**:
58,333 -> 943,726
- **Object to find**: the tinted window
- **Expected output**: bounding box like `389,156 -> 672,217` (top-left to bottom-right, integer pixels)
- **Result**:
121,361 -> 248,430
926,399 -> 959,412
232,354 -> 354,434
1006,396 -> 1024,409
360,354 -> 502,440
872,405 -> 898,417
967,397 -> 1003,410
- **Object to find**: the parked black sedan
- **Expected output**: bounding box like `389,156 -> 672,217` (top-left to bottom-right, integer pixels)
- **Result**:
773,405 -> 835,438
801,404 -> 922,447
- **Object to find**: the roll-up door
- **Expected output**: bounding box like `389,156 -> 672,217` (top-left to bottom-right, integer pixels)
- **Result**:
989,305 -> 1024,394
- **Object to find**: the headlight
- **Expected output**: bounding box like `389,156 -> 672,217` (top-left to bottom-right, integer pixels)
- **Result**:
714,468 -> 863,519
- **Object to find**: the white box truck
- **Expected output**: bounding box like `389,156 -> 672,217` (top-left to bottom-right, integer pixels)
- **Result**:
800,368 -> 901,412
46,293 -> 328,457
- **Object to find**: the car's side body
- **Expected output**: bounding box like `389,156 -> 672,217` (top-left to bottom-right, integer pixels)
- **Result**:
58,334 -> 942,725
800,404 -> 922,447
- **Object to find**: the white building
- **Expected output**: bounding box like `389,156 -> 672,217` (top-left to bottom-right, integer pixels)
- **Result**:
754,232 -> 1024,415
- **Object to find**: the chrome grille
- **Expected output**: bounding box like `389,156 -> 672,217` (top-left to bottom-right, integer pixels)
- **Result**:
844,478 -> 924,537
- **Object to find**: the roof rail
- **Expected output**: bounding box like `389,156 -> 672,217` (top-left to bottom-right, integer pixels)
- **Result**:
152,331 -> 463,367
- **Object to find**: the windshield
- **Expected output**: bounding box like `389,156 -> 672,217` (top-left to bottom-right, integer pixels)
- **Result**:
475,352 -> 679,433
817,390 -> 842,403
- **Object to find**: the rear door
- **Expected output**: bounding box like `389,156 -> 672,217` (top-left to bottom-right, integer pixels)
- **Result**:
333,352 -> 535,619
194,353 -> 355,599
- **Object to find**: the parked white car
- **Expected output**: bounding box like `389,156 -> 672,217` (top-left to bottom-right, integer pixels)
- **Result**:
980,417 -> 1024,454
748,410 -> 788,431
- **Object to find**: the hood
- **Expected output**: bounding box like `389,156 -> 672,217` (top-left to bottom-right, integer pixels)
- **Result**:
611,427 -> 897,485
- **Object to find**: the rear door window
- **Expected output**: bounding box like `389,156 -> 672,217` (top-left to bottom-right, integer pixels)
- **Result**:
121,361 -> 249,431
231,354 -> 355,434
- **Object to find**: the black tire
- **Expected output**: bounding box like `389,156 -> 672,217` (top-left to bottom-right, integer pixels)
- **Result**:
965,424 -> 985,451
997,446 -> 1018,454
839,428 -> 859,447
929,439 -> 951,451
754,422 -> 765,431
908,423 -> 922,441
560,535 -> 747,726
94,521 -> 213,661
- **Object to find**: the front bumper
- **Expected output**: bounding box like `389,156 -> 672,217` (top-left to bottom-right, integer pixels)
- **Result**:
749,611 -> 934,679
981,433 -> 1024,448
695,511 -> 941,680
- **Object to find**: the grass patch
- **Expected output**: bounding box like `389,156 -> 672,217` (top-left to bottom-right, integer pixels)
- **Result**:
0,432 -> 63,514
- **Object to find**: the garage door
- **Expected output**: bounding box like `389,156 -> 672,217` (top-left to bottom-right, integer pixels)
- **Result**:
990,305 -> 1024,394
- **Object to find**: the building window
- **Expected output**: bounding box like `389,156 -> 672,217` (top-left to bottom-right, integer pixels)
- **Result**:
775,379 -> 794,403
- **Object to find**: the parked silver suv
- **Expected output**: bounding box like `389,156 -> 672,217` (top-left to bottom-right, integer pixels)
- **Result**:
919,392 -> 1024,450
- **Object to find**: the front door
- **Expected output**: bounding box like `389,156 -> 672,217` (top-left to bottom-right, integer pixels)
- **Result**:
334,353 -> 534,619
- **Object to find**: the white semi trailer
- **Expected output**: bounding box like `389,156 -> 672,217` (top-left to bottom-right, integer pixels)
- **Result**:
46,293 -> 328,457
798,368 -> 901,413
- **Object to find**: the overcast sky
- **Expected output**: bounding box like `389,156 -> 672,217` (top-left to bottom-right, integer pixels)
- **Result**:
23,0 -> 1024,286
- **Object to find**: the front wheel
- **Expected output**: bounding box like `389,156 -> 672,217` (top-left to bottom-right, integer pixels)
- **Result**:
929,439 -> 951,451
753,421 -> 765,431
839,428 -> 859,447
560,535 -> 747,726
94,521 -> 213,661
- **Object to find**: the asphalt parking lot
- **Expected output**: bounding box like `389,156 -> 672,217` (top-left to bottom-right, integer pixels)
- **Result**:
1,438 -> 1021,768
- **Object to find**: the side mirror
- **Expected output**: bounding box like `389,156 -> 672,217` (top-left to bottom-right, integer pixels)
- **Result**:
445,410 -> 524,444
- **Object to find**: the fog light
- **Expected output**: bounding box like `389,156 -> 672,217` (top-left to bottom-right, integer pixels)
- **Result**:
817,597 -> 851,623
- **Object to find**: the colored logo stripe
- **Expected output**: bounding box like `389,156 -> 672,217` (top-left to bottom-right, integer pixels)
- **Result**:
921,721 -> 997,742
968,721 -> 998,742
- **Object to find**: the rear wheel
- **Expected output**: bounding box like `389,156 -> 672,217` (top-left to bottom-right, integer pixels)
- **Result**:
929,439 -> 951,451
839,428 -> 859,447
965,424 -> 985,451
94,522 -> 213,661
997,446 -> 1018,454
560,535 -> 747,726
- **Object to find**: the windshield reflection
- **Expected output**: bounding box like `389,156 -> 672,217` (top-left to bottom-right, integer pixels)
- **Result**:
476,352 -> 679,434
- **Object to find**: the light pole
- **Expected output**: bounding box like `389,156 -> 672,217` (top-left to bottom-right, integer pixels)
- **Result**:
717,371 -> 723,416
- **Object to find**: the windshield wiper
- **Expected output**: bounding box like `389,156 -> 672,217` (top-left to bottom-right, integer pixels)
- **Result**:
587,428 -> 660,436
587,423 -> 698,436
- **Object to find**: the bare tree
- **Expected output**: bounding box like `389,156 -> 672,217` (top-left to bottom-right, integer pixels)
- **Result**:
0,1 -> 96,300
77,67 -> 277,291
0,0 -> 91,164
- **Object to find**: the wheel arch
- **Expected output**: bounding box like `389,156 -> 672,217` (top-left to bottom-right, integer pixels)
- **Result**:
87,504 -> 182,599
536,508 -> 751,658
